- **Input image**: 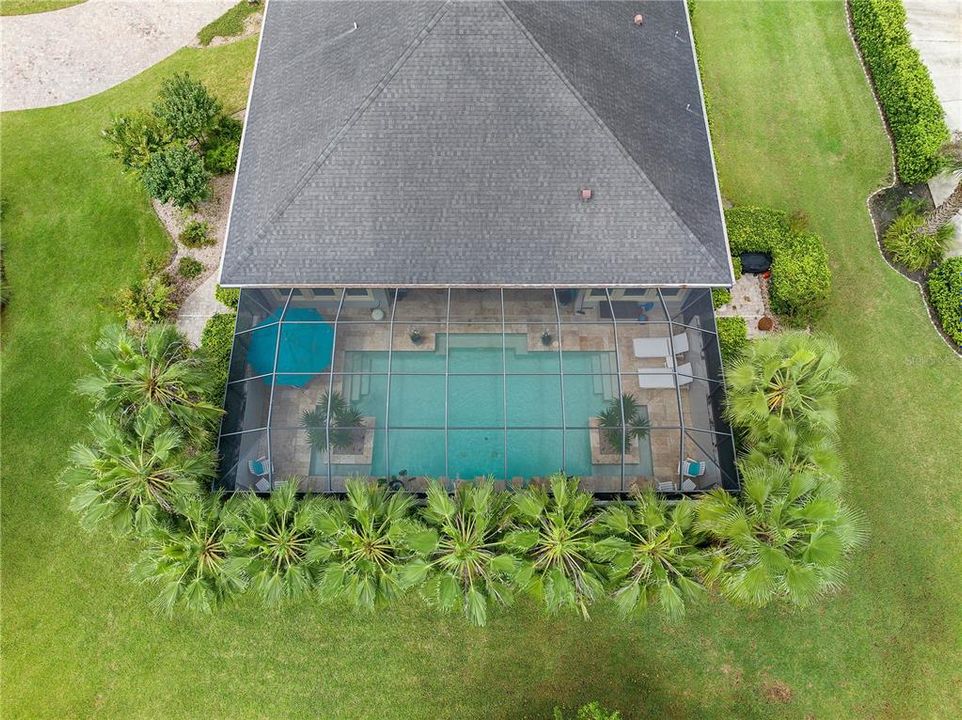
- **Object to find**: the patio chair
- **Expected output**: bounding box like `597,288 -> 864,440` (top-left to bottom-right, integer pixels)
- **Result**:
248,456 -> 271,477
632,333 -> 690,359
681,457 -> 706,478
656,480 -> 676,492
254,477 -> 272,493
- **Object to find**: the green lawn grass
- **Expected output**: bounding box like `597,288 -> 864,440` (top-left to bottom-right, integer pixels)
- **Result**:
2,3 -> 960,719
197,0 -> 260,46
0,0 -> 83,16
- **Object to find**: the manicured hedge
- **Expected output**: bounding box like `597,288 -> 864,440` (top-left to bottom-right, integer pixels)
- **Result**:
215,284 -> 240,308
927,256 -> 962,346
725,207 -> 832,323
200,311 -> 237,404
716,316 -> 749,366
850,0 -> 950,184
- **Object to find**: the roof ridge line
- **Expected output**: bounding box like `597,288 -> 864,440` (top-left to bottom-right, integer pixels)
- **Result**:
248,0 -> 454,248
499,1 -> 720,268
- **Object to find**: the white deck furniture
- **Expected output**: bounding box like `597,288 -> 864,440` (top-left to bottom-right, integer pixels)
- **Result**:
632,332 -> 689,359
636,363 -> 694,388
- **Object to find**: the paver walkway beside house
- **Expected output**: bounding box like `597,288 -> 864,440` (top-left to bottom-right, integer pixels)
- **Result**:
177,273 -> 231,346
0,0 -> 234,111
904,0 -> 962,256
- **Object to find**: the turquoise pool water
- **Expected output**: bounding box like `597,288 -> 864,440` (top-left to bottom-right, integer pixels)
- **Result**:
311,334 -> 651,480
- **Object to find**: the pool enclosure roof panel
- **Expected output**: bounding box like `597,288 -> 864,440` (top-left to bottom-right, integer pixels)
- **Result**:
221,0 -> 733,287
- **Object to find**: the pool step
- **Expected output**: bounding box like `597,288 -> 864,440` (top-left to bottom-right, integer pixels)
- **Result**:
345,355 -> 373,403
590,355 -> 616,399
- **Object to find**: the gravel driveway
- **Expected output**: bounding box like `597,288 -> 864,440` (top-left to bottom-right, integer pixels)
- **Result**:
1,0 -> 235,111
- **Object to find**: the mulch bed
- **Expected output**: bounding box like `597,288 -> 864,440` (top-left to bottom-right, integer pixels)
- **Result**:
867,181 -> 934,284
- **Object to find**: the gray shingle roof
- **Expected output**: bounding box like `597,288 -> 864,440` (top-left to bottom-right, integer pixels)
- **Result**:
221,0 -> 733,287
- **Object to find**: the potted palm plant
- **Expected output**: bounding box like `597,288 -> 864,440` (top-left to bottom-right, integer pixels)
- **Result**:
596,393 -> 650,454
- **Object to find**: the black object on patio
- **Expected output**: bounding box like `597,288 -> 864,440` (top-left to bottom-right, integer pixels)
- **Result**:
739,252 -> 772,274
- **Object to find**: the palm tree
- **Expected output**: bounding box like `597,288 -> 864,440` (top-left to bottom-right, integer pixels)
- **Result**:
596,393 -> 650,453
132,494 -> 247,613
312,478 -> 415,610
301,391 -> 365,453
60,412 -> 211,535
921,132 -> 962,235
739,421 -> 842,483
593,491 -> 708,621
724,331 -> 853,441
504,474 -> 606,619
401,479 -> 518,626
222,480 -> 323,605
75,323 -> 222,447
695,460 -> 866,607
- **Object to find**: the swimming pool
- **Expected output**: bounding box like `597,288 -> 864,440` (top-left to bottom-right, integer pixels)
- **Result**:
310,334 -> 652,481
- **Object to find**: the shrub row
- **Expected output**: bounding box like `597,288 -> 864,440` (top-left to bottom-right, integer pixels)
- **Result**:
927,256 -> 962,346
715,316 -> 749,366
849,0 -> 950,184
201,311 -> 237,404
725,206 -> 832,323
61,323 -> 865,626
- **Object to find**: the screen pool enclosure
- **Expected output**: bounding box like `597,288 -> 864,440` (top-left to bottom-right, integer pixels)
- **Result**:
216,287 -> 738,497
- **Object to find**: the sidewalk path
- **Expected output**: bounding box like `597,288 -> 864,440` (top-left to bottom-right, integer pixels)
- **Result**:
904,0 -> 962,256
1,0 -> 234,111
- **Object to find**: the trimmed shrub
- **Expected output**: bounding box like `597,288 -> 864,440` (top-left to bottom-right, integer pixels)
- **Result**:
215,284 -> 240,308
152,73 -> 222,144
142,145 -> 211,209
883,210 -> 951,271
716,316 -> 749,366
202,115 -> 242,175
850,0 -> 950,184
177,256 -> 204,279
769,231 -> 832,321
200,311 -> 237,404
927,256 -> 962,345
101,111 -> 170,172
179,219 -> 213,248
725,207 -> 832,323
116,273 -> 177,323
725,206 -> 789,255
711,287 -> 731,309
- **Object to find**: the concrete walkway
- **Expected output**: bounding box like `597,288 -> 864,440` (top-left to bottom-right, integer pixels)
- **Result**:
904,0 -> 962,256
177,273 -> 231,346
0,0 -> 234,112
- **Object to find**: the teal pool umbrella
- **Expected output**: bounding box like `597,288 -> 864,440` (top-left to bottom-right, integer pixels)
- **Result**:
247,307 -> 335,387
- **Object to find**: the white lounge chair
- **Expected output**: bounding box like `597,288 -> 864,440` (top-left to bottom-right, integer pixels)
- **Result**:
632,332 -> 689,359
636,363 -> 694,388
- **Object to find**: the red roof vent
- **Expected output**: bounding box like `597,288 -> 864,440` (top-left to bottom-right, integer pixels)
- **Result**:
580,187 -> 593,201
633,13 -> 644,26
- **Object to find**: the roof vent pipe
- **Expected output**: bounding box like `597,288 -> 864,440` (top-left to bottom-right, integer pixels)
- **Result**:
580,188 -> 593,201
633,14 -> 644,26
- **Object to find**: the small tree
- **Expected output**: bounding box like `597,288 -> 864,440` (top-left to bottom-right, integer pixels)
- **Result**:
725,331 -> 854,441
696,459 -> 866,607
60,413 -> 212,535
102,111 -> 170,171
505,474 -> 605,619
921,132 -> 962,235
153,73 -> 222,145
132,494 -> 248,614
593,491 -> 708,621
596,393 -> 649,453
141,144 -> 211,208
401,479 -> 518,626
